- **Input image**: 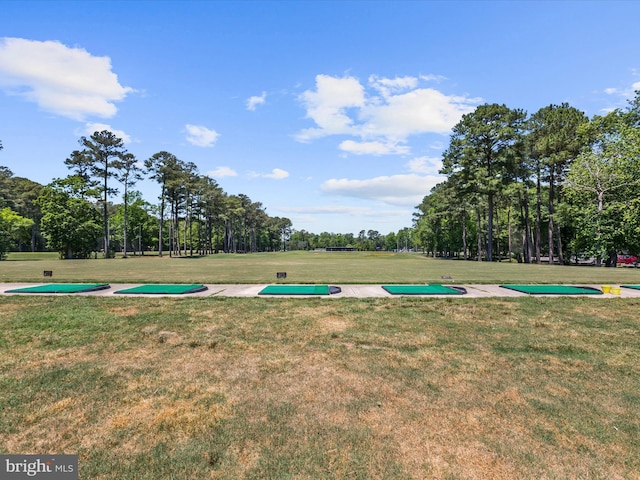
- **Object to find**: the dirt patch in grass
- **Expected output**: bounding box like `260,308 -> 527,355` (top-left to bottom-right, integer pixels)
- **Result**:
106,391 -> 227,453
0,302 -> 23,317
318,316 -> 351,334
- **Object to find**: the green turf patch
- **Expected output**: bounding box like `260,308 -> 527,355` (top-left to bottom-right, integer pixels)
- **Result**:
500,285 -> 602,295
114,284 -> 208,295
621,285 -> 640,290
259,285 -> 341,295
5,283 -> 110,294
382,284 -> 466,295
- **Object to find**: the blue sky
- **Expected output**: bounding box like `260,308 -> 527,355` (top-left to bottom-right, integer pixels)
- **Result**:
1,0 -> 639,235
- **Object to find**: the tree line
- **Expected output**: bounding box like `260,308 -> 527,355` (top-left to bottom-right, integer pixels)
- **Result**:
0,131 -> 420,260
413,92 -> 640,266
288,228 -> 415,252
4,90 -> 637,262
0,131 -> 294,259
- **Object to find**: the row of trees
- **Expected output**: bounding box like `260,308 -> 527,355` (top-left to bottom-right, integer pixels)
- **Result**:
4,91 -> 637,262
0,138 -> 41,259
1,131 -> 295,259
288,228 -> 416,252
1,131 -> 420,259
413,92 -> 640,266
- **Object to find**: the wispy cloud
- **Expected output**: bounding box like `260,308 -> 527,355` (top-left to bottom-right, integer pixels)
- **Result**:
296,73 -> 480,151
279,205 -> 406,217
0,37 -> 132,121
321,173 -> 441,206
208,166 -> 237,178
278,204 -> 412,230
405,156 -> 442,175
185,124 -> 219,147
249,168 -> 289,180
420,74 -> 447,82
602,76 -> 640,110
339,140 -> 410,156
369,74 -> 418,98
246,91 -> 267,111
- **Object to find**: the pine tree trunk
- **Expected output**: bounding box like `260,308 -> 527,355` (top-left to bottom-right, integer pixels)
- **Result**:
103,173 -> 109,258
508,205 -> 512,262
548,167 -> 555,265
158,192 -> 165,257
523,193 -> 532,263
477,209 -> 482,261
487,192 -> 494,262
462,209 -> 468,261
555,167 -> 565,264
536,163 -> 542,264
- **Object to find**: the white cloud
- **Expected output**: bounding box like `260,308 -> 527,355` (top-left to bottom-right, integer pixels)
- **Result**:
600,80 -> 640,112
295,74 -> 366,142
339,140 -> 410,156
296,73 -> 479,151
359,88 -> 478,138
265,168 -> 289,179
405,156 -> 442,175
208,166 -> 237,178
420,74 -> 447,82
279,205 -> 408,217
185,124 -> 219,147
281,205 -> 371,214
369,75 -> 418,97
249,168 -> 289,180
82,123 -> 132,144
0,37 -> 132,120
321,173 -> 441,206
246,91 -> 267,111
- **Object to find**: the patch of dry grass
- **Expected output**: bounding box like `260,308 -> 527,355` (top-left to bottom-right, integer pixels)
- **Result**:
1,296 -> 639,479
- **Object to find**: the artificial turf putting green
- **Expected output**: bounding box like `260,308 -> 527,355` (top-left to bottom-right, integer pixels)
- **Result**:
621,285 -> 640,290
500,285 -> 603,295
114,284 -> 208,295
382,284 -> 466,295
5,283 -> 110,294
259,285 -> 341,295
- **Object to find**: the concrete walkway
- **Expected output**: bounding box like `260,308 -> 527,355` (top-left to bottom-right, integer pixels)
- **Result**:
2,283 -> 640,298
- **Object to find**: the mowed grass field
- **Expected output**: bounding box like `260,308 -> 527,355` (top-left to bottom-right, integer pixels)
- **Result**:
3,250 -> 640,284
1,252 -> 639,478
1,296 -> 639,479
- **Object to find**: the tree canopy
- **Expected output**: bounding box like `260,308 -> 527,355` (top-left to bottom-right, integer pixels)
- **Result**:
415,91 -> 640,266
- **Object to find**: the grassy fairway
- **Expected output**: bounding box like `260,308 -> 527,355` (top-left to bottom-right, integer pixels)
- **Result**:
3,250 -> 640,284
1,295 -> 639,479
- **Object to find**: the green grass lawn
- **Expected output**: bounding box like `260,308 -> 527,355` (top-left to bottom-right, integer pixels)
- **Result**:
1,295 -> 638,479
3,250 -> 640,284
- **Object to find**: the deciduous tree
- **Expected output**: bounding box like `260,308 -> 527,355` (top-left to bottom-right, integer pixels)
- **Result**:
37,179 -> 102,259
566,112 -> 640,265
0,207 -> 33,259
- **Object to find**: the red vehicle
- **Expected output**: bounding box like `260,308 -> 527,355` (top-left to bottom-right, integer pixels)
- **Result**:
617,254 -> 638,265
